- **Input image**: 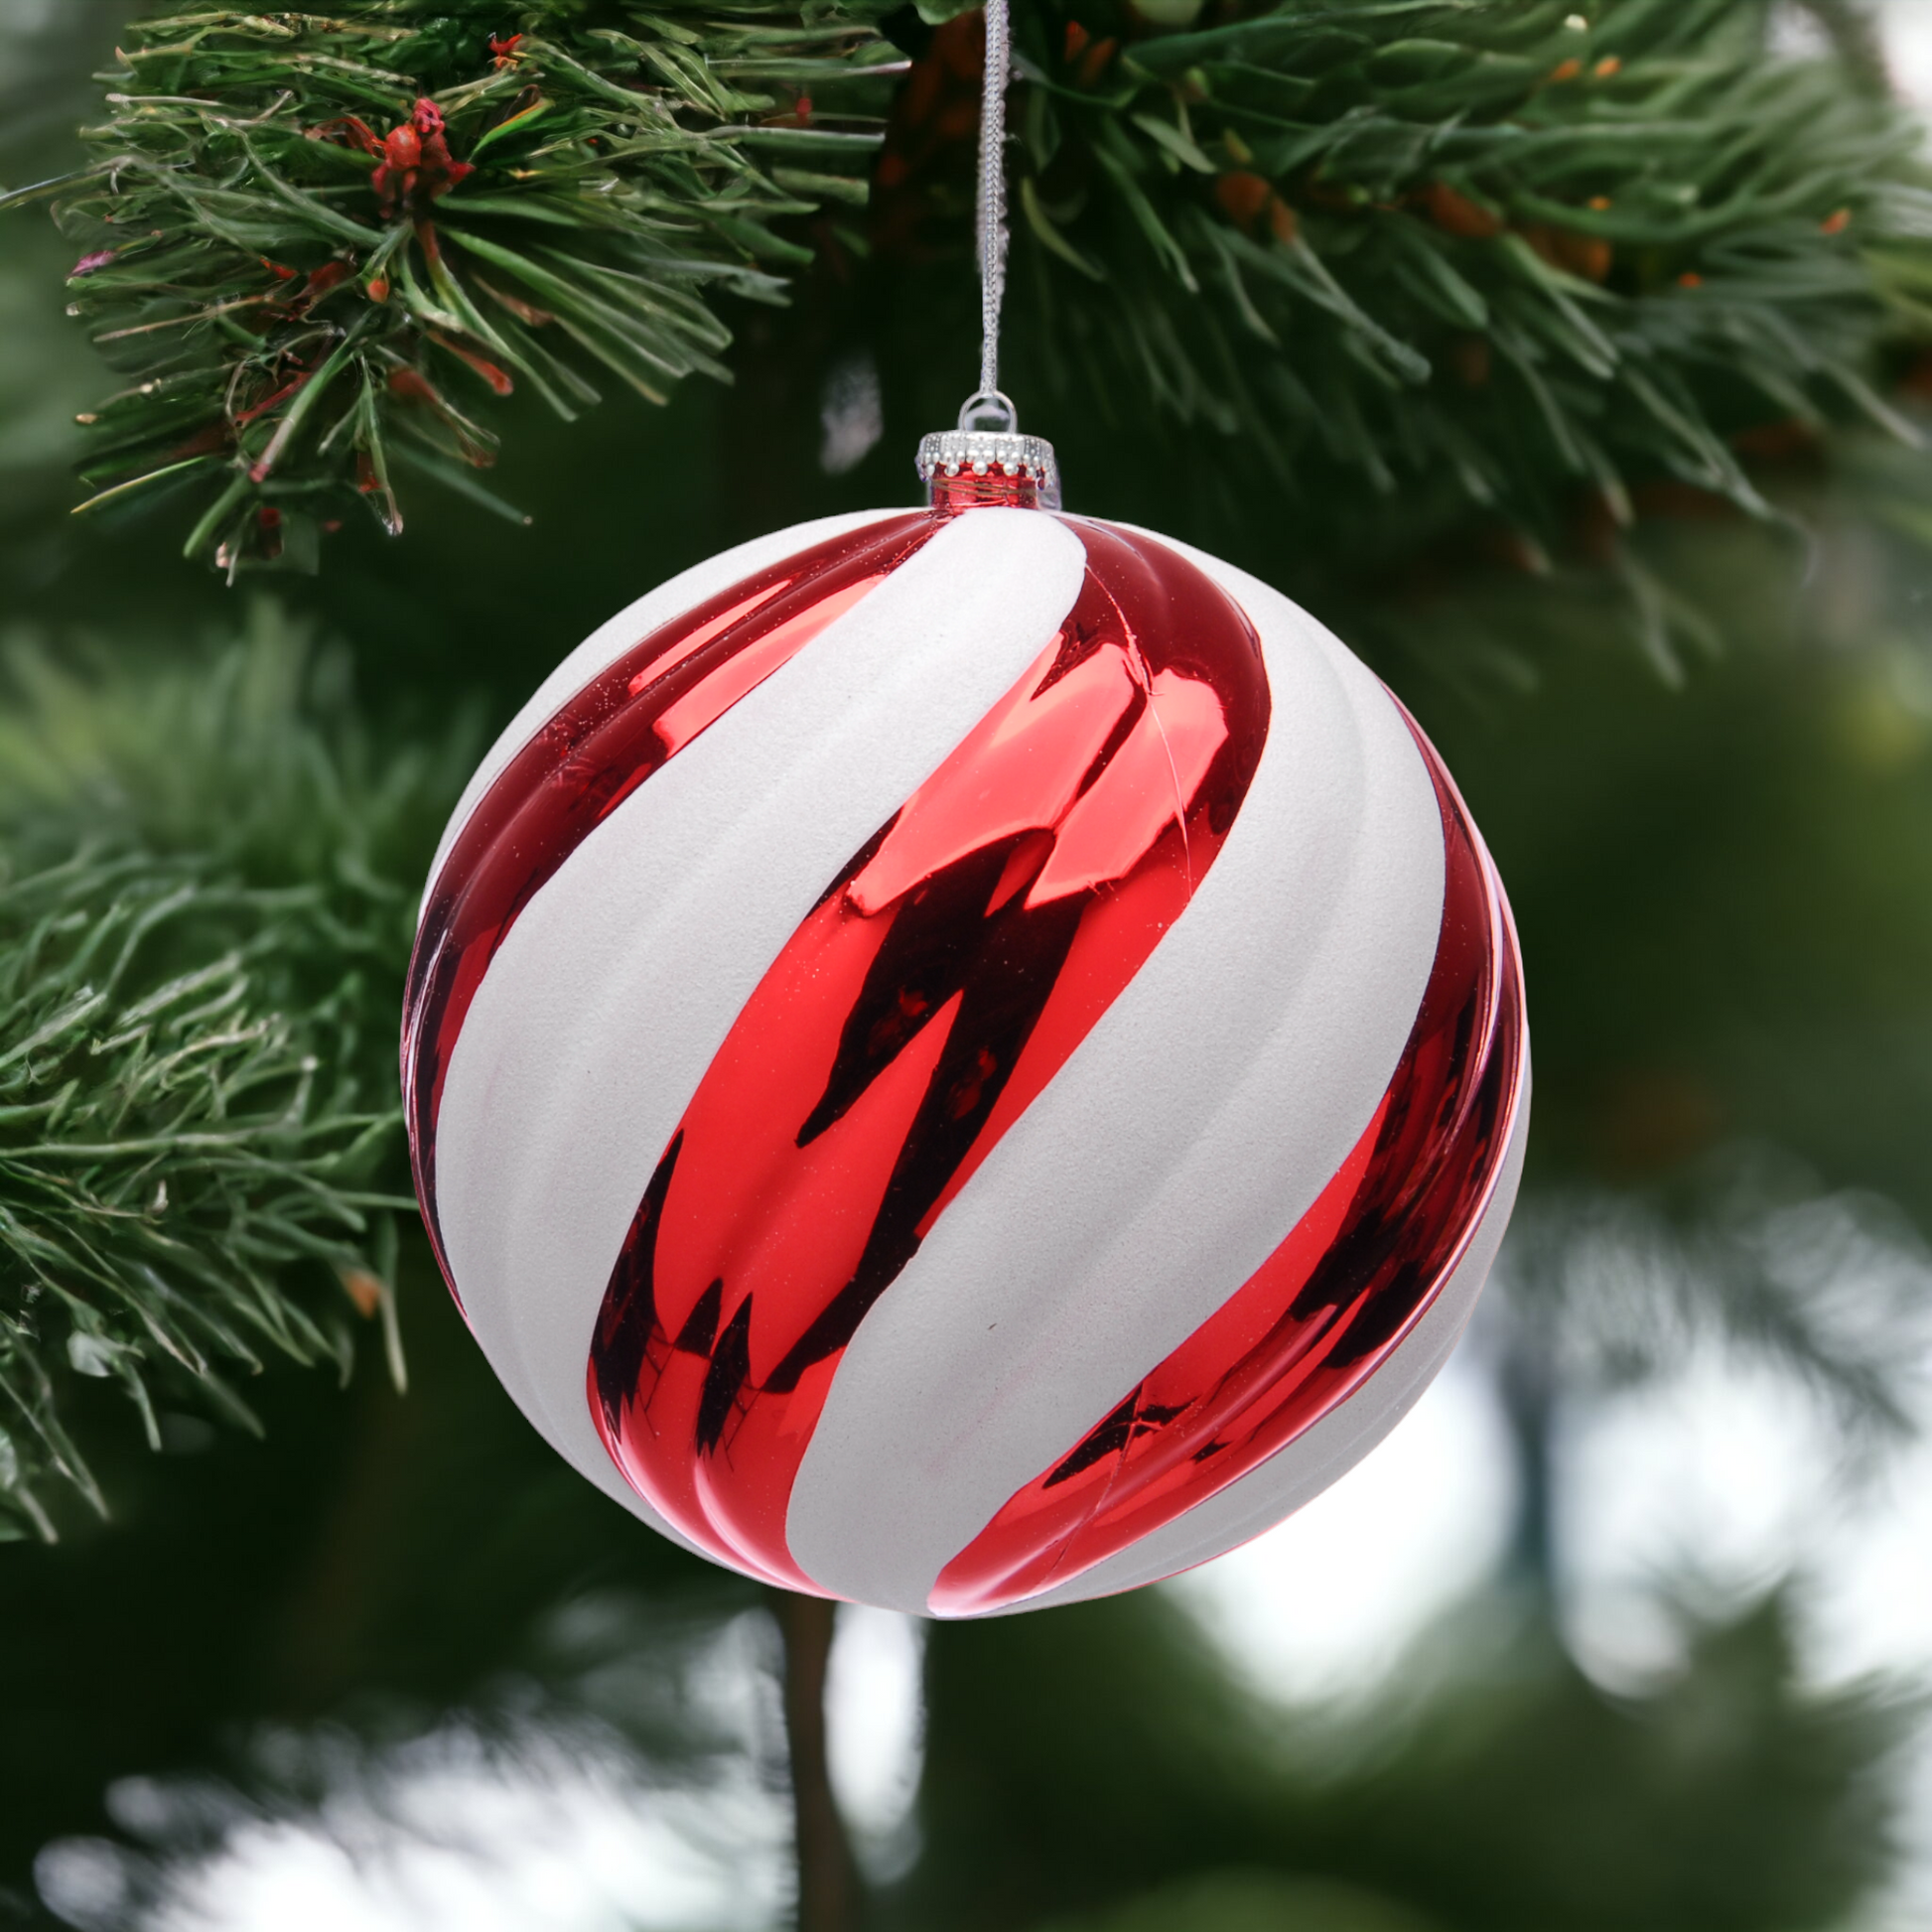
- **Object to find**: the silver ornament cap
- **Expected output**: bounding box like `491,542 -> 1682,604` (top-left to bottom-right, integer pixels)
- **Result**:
915,430 -> 1061,510
916,393 -> 1060,511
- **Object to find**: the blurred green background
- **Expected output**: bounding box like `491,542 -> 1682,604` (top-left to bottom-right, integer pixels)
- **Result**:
4,3 -> 1932,1930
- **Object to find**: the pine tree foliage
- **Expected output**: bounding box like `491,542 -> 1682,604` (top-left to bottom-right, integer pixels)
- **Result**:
3,1 -> 900,575
913,1586 -> 1913,1931
1498,1170 -> 1932,1450
0,847 -> 394,1541
1004,0 -> 1932,547
0,612 -> 461,1539
9,2 -> 1932,575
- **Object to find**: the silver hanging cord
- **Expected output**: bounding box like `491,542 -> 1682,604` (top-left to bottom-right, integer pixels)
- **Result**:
914,0 -> 1060,502
962,0 -> 1015,433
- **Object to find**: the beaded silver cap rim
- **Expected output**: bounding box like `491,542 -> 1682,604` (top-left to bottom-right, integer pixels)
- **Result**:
915,429 -> 1062,510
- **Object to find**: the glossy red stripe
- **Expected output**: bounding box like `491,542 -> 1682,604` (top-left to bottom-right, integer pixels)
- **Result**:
926,713 -> 1525,1614
401,514 -> 935,1304
585,520 -> 1271,1590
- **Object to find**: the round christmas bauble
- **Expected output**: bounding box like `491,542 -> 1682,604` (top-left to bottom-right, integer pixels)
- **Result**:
402,457 -> 1529,1617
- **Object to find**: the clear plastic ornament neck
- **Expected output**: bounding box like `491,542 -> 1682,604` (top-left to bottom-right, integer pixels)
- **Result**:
914,0 -> 1062,511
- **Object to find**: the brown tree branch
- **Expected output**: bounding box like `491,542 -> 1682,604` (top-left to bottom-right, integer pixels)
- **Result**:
772,1589 -> 863,1932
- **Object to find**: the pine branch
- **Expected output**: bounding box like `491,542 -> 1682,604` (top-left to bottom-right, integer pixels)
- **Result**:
0,609 -> 462,1538
1797,0 -> 1892,98
2,1 -> 900,575
1500,1163 -> 1932,1457
16,1 -> 1931,583
1000,0 -> 1932,552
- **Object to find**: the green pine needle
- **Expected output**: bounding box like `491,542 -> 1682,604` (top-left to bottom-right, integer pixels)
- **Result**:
12,2 -> 1932,578
5,1 -> 900,575
0,609 -> 465,1538
1011,0 -> 1932,550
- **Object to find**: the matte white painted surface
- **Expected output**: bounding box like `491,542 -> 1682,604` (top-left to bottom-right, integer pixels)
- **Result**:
431,510 -> 1089,1544
787,541 -> 1458,1612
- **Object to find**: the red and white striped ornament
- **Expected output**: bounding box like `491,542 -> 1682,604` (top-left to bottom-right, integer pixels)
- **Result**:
400,428 -> 1529,1616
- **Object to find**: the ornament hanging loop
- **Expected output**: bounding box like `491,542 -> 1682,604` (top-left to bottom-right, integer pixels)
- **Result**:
958,388 -> 1018,434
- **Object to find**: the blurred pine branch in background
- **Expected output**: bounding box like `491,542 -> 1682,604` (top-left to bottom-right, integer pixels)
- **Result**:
0,611 -> 466,1540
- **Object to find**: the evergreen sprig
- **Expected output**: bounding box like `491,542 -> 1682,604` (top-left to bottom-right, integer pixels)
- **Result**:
1501,1171 -> 1932,1455
4,1 -> 899,575
14,1 -> 1932,578
0,847 -> 400,1539
1006,0 -> 1932,550
0,611 -> 461,1537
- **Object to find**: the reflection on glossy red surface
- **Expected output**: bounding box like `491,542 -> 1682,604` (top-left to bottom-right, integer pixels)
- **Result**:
585,520 -> 1272,1589
401,514 -> 936,1306
928,716 -> 1526,1616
